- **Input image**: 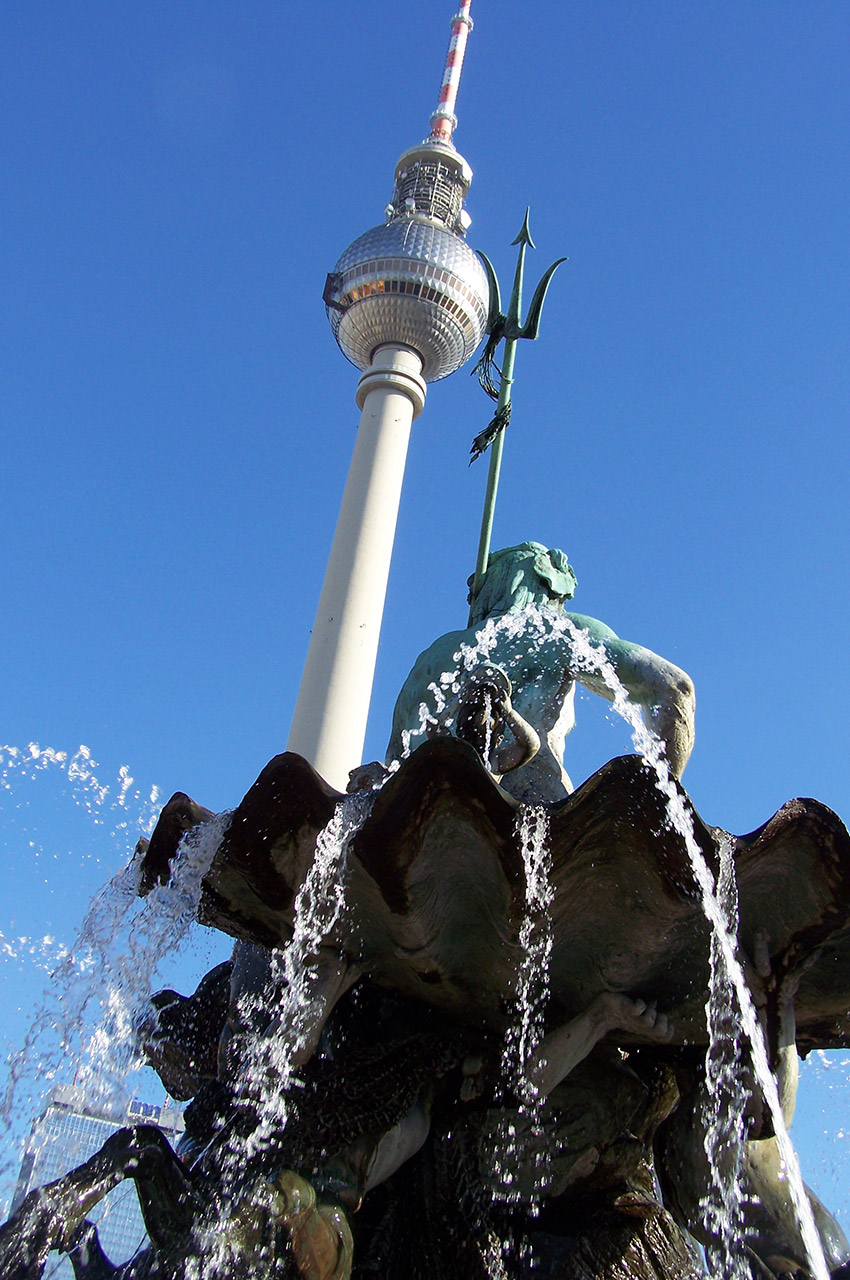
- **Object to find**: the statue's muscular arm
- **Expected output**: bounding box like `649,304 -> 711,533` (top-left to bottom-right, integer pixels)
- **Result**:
563,613 -> 696,777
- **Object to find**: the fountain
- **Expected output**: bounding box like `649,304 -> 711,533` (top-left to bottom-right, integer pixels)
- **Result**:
6,537 -> 850,1279
3,6 -> 850,1280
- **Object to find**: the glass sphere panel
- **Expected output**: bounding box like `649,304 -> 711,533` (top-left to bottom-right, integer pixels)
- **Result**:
327,220 -> 489,382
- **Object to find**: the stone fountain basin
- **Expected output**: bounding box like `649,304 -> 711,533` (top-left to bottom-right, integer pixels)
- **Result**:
139,738 -> 850,1050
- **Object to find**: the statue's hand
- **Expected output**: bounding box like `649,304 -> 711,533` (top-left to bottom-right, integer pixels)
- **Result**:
778,945 -> 823,1010
491,708 -> 540,776
741,930 -> 821,1021
346,761 -> 390,793
489,686 -> 512,717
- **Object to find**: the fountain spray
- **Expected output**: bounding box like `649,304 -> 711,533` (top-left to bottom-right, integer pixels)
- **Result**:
287,2 -> 489,791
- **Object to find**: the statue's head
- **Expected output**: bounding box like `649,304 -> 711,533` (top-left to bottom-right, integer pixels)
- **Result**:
468,542 -> 577,626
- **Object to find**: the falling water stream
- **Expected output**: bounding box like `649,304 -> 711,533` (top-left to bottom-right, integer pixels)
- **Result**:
2,806 -> 230,1135
701,832 -> 749,1279
188,787 -> 374,1278
493,806 -> 554,1211
546,608 -> 829,1280
1,746 -> 166,1132
486,806 -> 555,1276
559,613 -> 829,1280
236,788 -> 374,1156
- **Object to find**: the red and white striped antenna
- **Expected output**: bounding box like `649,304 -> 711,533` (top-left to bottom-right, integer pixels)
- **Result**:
429,2 -> 474,145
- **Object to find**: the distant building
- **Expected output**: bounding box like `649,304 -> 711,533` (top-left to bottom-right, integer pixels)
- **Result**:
12,1085 -> 184,1276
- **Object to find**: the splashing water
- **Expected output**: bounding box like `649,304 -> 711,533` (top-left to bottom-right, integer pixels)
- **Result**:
1,747 -> 157,1127
0,931 -> 75,974
2,812 -> 230,1134
0,743 -> 161,850
480,1232 -> 513,1280
701,832 -> 750,1280
0,745 -> 161,1002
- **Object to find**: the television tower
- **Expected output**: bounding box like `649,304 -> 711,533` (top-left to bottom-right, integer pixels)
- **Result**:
287,2 -> 489,790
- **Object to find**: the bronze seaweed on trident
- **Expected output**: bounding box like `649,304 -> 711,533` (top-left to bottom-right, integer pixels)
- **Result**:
468,210 -> 566,618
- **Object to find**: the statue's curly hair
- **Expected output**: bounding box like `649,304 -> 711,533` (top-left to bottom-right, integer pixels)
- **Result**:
467,542 -> 577,624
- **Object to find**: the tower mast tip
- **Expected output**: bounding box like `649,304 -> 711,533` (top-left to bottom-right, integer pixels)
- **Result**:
428,2 -> 474,145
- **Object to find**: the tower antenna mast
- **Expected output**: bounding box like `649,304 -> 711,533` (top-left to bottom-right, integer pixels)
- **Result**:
428,1 -> 474,146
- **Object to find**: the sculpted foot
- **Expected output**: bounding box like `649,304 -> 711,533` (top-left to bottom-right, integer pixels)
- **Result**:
272,1171 -> 353,1280
594,993 -> 674,1044
528,993 -> 673,1099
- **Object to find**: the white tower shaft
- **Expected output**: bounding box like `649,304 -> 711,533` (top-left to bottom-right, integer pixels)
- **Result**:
286,345 -> 426,790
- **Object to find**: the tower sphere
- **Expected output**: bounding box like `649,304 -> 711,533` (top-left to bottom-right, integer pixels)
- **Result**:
325,142 -> 490,384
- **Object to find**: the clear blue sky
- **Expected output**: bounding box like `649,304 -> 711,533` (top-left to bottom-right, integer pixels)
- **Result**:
2,0 -> 849,1227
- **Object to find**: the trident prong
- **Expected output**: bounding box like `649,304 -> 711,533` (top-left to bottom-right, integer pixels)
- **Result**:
468,213 -> 566,620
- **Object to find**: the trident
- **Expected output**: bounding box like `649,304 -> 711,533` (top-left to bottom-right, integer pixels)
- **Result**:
468,211 -> 566,621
